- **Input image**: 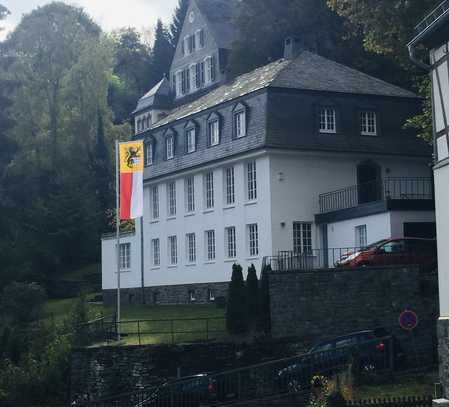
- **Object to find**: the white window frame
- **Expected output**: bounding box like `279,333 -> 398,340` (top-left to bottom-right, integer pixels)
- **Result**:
183,37 -> 190,55
119,243 -> 131,271
185,176 -> 195,213
167,181 -> 176,217
355,225 -> 367,248
204,171 -> 214,209
293,222 -> 312,254
145,142 -> 153,166
234,110 -> 246,138
247,224 -> 259,257
205,230 -> 216,261
175,70 -> 182,97
166,136 -> 174,160
225,166 -> 235,206
208,119 -> 220,146
319,107 -> 336,134
151,185 -> 159,220
225,226 -> 237,259
168,235 -> 178,266
151,238 -> 160,267
186,127 -> 196,153
247,161 -> 257,201
360,111 -> 377,136
186,233 -> 196,264
204,56 -> 212,84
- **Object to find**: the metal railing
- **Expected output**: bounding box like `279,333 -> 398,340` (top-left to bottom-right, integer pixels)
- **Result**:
77,317 -> 226,346
318,178 -> 433,214
415,0 -> 449,35
262,246 -> 431,272
78,336 -> 394,407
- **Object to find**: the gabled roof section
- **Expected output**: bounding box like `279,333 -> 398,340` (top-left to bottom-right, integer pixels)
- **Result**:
133,77 -> 172,114
151,51 -> 418,129
272,51 -> 418,99
194,0 -> 239,49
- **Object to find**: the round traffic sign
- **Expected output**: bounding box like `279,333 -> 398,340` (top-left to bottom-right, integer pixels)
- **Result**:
399,310 -> 418,331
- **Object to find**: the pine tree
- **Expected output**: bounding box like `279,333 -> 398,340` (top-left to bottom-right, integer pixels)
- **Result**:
150,19 -> 175,87
246,264 -> 259,325
226,263 -> 248,334
170,0 -> 189,48
258,264 -> 272,333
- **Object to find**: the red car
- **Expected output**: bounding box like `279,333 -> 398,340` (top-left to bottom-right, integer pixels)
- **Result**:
336,238 -> 437,269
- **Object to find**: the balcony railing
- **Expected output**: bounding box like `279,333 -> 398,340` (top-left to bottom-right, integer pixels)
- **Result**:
318,177 -> 433,214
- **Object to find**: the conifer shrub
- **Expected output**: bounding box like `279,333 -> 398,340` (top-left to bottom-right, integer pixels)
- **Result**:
258,264 -> 272,333
246,264 -> 259,327
226,263 -> 248,334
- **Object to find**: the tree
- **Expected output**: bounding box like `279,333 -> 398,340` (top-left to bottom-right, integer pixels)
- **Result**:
109,28 -> 152,123
0,4 -> 9,31
327,0 -> 441,68
170,0 -> 189,47
246,264 -> 259,325
151,19 -> 175,85
226,263 -> 248,334
258,265 -> 271,333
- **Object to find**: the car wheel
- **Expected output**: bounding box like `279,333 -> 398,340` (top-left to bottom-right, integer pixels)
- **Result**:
287,379 -> 302,393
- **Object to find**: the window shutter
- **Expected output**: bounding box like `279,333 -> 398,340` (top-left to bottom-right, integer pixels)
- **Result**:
200,29 -> 205,47
185,68 -> 190,93
182,38 -> 185,55
192,34 -> 196,51
200,62 -> 205,85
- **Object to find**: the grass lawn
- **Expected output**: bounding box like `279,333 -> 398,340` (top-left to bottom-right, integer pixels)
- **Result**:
44,296 -> 226,345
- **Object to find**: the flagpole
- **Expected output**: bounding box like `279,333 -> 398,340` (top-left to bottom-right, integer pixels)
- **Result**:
115,139 -> 121,341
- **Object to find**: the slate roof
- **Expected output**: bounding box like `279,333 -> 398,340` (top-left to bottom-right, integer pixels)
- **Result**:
151,51 -> 418,130
134,78 -> 172,113
195,0 -> 239,49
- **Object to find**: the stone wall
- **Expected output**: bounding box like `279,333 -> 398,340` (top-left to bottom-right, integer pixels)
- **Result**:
103,281 -> 228,306
69,339 -> 301,403
269,266 -> 439,366
438,318 -> 449,397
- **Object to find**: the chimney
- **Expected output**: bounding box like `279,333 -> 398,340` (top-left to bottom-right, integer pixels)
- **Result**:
284,36 -> 304,60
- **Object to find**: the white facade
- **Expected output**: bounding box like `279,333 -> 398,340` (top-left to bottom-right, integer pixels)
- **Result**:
102,149 -> 432,291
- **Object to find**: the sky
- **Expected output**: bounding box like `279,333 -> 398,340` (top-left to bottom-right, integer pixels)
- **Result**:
1,0 -> 179,41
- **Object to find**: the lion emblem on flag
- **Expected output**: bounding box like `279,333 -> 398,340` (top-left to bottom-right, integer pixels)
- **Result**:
125,146 -> 141,169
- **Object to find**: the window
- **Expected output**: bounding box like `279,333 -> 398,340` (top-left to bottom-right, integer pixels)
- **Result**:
293,222 -> 312,253
181,68 -> 190,94
190,64 -> 197,92
188,34 -> 195,53
185,176 -> 195,213
247,224 -> 259,257
196,62 -> 205,88
166,136 -> 174,160
196,29 -> 205,49
186,233 -> 196,263
234,110 -> 246,138
151,186 -> 159,220
119,243 -> 131,270
225,227 -> 237,259
167,181 -> 176,216
205,56 -> 216,83
145,142 -> 153,166
247,161 -> 257,201
206,230 -> 216,261
319,107 -> 336,134
168,235 -> 177,265
204,171 -> 214,209
186,127 -> 196,153
208,119 -> 220,146
176,71 -> 182,96
360,111 -> 377,136
151,239 -> 160,267
225,167 -> 235,205
183,37 -> 190,55
355,225 -> 367,248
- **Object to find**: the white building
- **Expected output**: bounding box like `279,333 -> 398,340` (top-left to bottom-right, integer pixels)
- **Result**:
102,0 -> 435,305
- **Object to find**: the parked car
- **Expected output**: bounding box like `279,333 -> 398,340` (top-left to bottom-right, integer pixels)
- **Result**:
335,238 -> 437,269
277,330 -> 392,393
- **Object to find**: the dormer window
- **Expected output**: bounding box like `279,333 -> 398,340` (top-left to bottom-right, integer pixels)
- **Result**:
145,142 -> 154,166
196,29 -> 205,49
185,123 -> 196,153
360,111 -> 377,136
166,135 -> 174,160
207,113 -> 220,146
233,104 -> 247,138
319,107 -> 336,134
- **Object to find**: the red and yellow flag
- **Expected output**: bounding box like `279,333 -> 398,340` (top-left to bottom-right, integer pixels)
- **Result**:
119,141 -> 144,219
